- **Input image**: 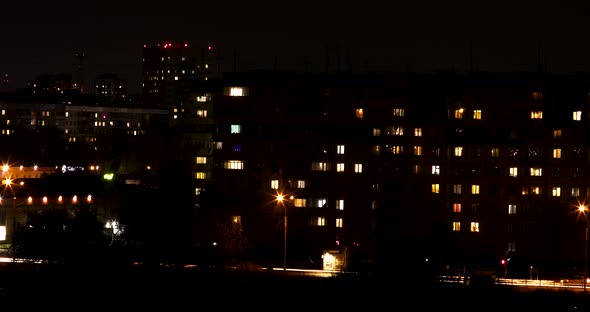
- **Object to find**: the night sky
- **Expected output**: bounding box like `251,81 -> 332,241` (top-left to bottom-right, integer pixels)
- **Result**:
3,1 -> 590,94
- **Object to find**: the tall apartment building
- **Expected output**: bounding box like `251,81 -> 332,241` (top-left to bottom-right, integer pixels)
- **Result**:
192,71 -> 590,275
93,73 -> 128,102
141,42 -> 216,109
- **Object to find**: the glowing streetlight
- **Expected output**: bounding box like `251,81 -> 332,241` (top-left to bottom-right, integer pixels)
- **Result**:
276,193 -> 294,271
579,204 -> 589,292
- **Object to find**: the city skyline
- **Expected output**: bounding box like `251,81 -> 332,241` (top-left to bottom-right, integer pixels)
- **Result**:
4,1 -> 590,93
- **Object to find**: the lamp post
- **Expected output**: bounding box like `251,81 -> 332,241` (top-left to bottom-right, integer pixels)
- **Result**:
579,204 -> 589,292
276,194 -> 293,271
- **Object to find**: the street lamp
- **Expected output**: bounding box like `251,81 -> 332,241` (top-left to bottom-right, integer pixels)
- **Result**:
579,204 -> 589,292
276,193 -> 294,271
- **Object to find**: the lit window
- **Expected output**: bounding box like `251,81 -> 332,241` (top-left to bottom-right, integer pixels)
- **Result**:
553,148 -> 562,159
531,186 -> 541,195
491,148 -> 500,157
508,204 -> 517,214
522,186 -> 529,195
453,203 -> 461,213
297,180 -> 306,188
354,163 -> 363,173
393,108 -> 405,117
414,128 -> 422,137
470,222 -> 480,232
317,199 -> 327,208
509,167 -> 518,177
215,142 -> 223,150
174,76 -> 178,81
413,146 -> 422,156
336,163 -> 345,172
0,225 -> 5,240
356,108 -> 364,118
453,184 -> 462,194
195,172 -> 206,179
336,218 -> 343,228
454,147 -> 463,157
413,164 -> 422,174
390,146 -> 403,154
196,157 -> 207,164
312,162 -> 329,171
532,92 -> 543,100
573,111 -> 582,121
473,110 -> 482,120
224,160 -> 244,170
472,185 -> 480,194
432,184 -> 440,193
373,145 -> 381,155
195,188 -> 202,195
294,199 -> 306,207
386,126 -> 404,136
454,108 -> 464,119
432,165 -> 440,175
337,145 -> 345,154
553,129 -> 562,138
336,200 -> 344,210
197,110 -> 208,118
530,111 -> 543,119
508,242 -> 516,252
452,222 -> 461,231
572,187 -> 580,197
530,168 -> 542,177
229,87 -> 244,96
314,217 -> 326,226
552,186 -> 561,197
372,128 -> 381,136
1,110 -> 4,116
230,124 -> 242,134
271,180 -> 279,189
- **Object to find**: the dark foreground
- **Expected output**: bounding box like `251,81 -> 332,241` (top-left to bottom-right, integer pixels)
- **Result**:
1,264 -> 590,311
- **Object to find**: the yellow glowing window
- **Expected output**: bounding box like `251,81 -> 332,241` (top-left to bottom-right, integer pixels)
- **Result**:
337,145 -> 345,154
393,108 -> 405,117
453,184 -> 461,194
224,160 -> 244,170
356,108 -> 364,118
530,111 -> 543,119
336,200 -> 344,210
196,157 -> 207,164
336,218 -> 343,228
372,128 -> 381,136
572,187 -> 580,197
454,108 -> 464,119
294,198 -> 306,207
391,146 -> 403,154
270,180 -> 279,189
470,222 -> 480,232
454,147 -> 463,157
553,129 -> 562,138
530,168 -> 542,176
473,110 -> 482,120
472,185 -> 480,194
553,148 -> 561,159
197,110 -> 208,117
195,172 -> 206,179
432,184 -> 440,193
531,186 -> 541,195
414,146 -> 422,156
336,163 -> 345,172
509,167 -> 518,177
297,180 -> 306,188
552,187 -> 561,197
453,203 -> 461,213
452,222 -> 461,231
521,186 -> 529,195
573,111 -> 582,121
354,163 -> 363,173
312,162 -> 329,171
508,204 -> 517,214
229,87 -> 244,96
491,148 -> 500,157
414,128 -> 422,137
387,126 -> 404,136
315,217 -> 326,226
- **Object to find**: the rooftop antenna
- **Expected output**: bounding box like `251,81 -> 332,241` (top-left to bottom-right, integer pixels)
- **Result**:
537,40 -> 543,73
469,40 -> 473,73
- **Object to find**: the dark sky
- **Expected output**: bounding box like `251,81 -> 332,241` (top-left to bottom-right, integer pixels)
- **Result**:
2,1 -> 590,94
